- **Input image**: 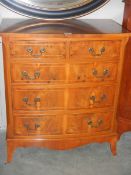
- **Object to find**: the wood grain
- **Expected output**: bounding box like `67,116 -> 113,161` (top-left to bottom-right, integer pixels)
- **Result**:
1,19 -> 129,162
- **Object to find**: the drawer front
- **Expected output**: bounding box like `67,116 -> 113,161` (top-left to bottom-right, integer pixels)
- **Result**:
11,63 -> 66,83
14,115 -> 63,136
66,111 -> 113,134
13,89 -> 65,111
70,41 -> 121,60
68,86 -> 115,109
69,62 -> 118,83
9,41 -> 66,61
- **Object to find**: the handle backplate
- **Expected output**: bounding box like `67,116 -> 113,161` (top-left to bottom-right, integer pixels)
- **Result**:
26,47 -> 46,57
88,47 -> 105,57
23,97 -> 41,107
87,119 -> 103,128
24,123 -> 41,131
21,70 -> 40,80
92,68 -> 110,79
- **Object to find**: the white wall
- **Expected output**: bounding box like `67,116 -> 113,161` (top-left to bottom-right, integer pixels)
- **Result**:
0,38 -> 6,129
0,0 -> 125,129
0,0 -> 124,24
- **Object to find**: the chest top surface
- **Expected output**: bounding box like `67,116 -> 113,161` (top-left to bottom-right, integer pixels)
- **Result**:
0,19 -> 129,35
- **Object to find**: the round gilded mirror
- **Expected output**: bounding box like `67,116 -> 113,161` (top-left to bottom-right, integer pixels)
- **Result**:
0,0 -> 109,19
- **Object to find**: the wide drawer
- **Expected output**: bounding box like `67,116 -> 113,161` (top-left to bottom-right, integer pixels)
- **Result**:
70,40 -> 121,60
13,88 -> 65,111
69,62 -> 118,83
11,63 -> 66,83
11,62 -> 118,84
68,85 -> 116,109
14,114 -> 63,136
9,41 -> 66,61
66,111 -> 113,134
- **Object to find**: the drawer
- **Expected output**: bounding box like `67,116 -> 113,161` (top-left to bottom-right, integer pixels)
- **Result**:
66,111 -> 113,134
14,115 -> 63,136
70,41 -> 121,61
13,88 -> 65,111
68,86 -> 115,109
69,62 -> 118,83
11,63 -> 66,83
9,41 -> 66,61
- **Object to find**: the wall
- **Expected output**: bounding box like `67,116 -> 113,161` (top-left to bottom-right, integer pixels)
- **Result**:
0,38 -> 6,129
0,0 -> 125,129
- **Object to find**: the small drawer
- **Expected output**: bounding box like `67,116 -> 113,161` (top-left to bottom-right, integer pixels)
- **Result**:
69,62 -> 118,83
70,41 -> 121,61
66,111 -> 113,134
14,115 -> 63,136
11,63 -> 66,83
9,41 -> 66,62
13,88 -> 65,111
68,85 -> 115,109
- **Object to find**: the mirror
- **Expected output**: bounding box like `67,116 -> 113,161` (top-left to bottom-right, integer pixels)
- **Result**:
0,0 -> 110,19
18,0 -> 93,10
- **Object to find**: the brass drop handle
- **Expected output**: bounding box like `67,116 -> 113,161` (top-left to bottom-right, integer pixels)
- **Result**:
89,94 -> 107,104
23,97 -> 41,109
87,119 -> 103,128
24,123 -> 41,131
92,69 -> 110,78
26,47 -> 46,58
21,70 -> 40,80
88,47 -> 105,57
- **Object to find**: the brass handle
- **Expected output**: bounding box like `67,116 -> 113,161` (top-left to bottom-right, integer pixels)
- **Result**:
24,123 -> 40,131
26,47 -> 46,57
87,119 -> 103,128
88,47 -> 105,57
92,69 -> 110,79
21,71 -> 40,80
23,97 -> 41,109
88,119 -> 103,128
89,94 -> 107,104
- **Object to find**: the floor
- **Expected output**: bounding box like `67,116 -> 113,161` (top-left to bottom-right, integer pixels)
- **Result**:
0,130 -> 131,175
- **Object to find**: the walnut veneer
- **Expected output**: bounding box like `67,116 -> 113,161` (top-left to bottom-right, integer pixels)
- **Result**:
0,19 -> 130,162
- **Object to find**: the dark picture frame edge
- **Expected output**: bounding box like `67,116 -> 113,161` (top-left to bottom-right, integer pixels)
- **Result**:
0,0 -> 110,20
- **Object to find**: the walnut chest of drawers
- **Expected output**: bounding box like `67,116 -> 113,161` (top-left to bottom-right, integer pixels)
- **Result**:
0,19 -> 129,162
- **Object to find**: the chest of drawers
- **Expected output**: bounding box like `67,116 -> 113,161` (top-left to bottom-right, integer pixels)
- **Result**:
0,19 -> 129,162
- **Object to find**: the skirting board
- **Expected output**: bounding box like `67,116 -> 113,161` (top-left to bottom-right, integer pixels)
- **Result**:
0,37 -> 6,129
